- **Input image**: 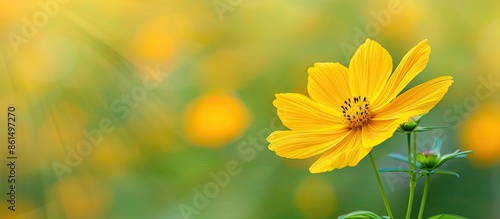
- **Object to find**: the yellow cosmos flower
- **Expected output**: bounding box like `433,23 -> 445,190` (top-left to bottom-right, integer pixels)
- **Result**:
267,39 -> 453,173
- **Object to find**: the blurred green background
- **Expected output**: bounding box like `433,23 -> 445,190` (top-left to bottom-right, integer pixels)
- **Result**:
1,0 -> 500,218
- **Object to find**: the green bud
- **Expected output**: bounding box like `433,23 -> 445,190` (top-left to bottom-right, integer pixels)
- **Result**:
416,150 -> 440,169
401,121 -> 418,132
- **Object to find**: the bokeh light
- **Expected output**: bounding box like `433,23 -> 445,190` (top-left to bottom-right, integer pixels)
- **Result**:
182,91 -> 251,148
461,102 -> 500,167
294,176 -> 336,219
132,15 -> 184,63
50,177 -> 111,219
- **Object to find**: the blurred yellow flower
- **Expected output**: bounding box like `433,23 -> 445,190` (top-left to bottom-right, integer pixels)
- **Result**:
89,136 -> 140,177
133,15 -> 186,62
294,177 -> 336,219
461,102 -> 500,167
183,92 -> 251,148
11,35 -> 60,92
32,103 -> 90,171
268,39 -> 453,173
0,200 -> 40,219
0,1 -> 33,33
50,177 -> 111,219
378,1 -> 423,42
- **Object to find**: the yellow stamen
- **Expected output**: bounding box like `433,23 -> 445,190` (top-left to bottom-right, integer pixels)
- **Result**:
341,96 -> 372,129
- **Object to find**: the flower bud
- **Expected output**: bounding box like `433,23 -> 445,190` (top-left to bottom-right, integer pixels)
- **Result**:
399,115 -> 424,132
401,121 -> 418,132
416,150 -> 440,169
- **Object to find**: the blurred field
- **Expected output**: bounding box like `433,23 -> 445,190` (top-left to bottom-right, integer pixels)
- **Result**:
1,0 -> 500,218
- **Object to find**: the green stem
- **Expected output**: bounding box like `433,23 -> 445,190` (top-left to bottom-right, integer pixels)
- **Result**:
417,174 -> 430,219
413,132 -> 417,175
405,133 -> 416,219
368,152 -> 394,219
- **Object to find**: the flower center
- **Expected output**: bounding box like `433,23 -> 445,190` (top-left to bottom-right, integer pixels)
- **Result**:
341,96 -> 373,129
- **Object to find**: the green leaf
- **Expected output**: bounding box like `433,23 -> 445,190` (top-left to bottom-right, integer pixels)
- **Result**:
378,167 -> 410,173
414,125 -> 451,132
434,150 -> 473,168
387,153 -> 408,163
431,169 -> 460,178
427,214 -> 468,219
387,153 -> 422,168
338,211 -> 385,219
430,138 -> 443,154
396,126 -> 408,134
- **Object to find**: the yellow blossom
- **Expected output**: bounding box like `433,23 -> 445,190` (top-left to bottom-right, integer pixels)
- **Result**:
267,39 -> 453,173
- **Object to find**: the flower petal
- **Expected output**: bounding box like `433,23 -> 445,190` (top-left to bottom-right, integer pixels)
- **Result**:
268,127 -> 350,159
307,62 -> 351,109
348,39 -> 393,101
375,76 -> 453,122
273,93 -> 343,130
372,39 -> 431,110
309,130 -> 371,173
361,118 -> 400,148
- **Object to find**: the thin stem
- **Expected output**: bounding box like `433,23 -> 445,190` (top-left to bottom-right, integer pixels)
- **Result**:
368,152 -> 394,219
406,133 -> 413,169
417,174 -> 430,219
413,132 -> 417,174
405,133 -> 416,219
